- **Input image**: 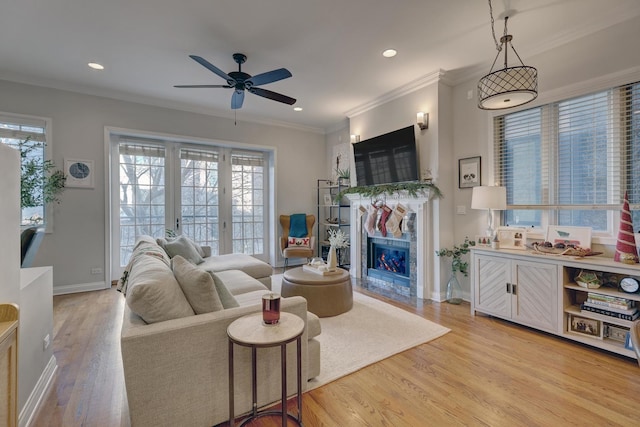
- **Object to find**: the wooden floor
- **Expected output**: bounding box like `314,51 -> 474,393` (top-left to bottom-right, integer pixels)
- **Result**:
32,282 -> 640,427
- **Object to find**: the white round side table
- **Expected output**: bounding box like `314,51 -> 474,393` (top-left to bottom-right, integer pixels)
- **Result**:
227,311 -> 304,427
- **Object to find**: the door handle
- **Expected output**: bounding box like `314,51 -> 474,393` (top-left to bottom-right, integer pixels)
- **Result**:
176,217 -> 180,230
506,283 -> 511,293
512,283 -> 517,295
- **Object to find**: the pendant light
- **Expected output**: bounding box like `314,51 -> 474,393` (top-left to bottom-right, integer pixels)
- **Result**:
477,0 -> 538,110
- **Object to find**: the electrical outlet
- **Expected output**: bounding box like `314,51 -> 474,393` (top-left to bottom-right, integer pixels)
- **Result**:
43,334 -> 50,350
91,267 -> 103,275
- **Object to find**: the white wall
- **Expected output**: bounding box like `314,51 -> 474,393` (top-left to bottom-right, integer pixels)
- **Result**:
0,80 -> 325,292
0,144 -> 20,304
451,15 -> 640,296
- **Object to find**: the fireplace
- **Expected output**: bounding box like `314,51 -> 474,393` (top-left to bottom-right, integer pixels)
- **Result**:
367,238 -> 410,287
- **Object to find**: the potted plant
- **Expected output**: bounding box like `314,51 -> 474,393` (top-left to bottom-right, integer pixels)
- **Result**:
18,137 -> 66,224
327,228 -> 349,268
435,236 -> 475,304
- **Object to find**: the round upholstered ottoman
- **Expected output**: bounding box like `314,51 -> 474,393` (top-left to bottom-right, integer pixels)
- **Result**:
281,267 -> 353,317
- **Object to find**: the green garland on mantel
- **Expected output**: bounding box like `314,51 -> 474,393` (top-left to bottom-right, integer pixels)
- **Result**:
336,181 -> 443,201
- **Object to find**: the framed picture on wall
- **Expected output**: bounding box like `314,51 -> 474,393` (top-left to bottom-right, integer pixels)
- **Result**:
459,156 -> 481,188
65,159 -> 94,189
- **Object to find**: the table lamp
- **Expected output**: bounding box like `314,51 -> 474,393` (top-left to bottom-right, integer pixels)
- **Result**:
471,186 -> 507,237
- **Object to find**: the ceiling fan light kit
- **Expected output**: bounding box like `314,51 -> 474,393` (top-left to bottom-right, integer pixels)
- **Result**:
477,0 -> 538,110
174,53 -> 296,110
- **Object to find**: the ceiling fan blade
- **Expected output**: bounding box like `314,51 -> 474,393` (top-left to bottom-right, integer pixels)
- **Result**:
246,68 -> 292,87
189,55 -> 235,84
249,87 -> 296,105
231,90 -> 245,109
174,84 -> 232,88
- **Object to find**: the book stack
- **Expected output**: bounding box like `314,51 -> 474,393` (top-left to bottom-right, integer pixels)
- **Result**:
581,293 -> 639,321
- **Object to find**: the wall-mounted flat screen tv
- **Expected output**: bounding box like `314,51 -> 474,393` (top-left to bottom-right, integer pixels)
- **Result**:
353,125 -> 418,186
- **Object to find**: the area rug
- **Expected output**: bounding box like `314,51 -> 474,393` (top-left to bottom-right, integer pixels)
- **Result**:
272,274 -> 450,390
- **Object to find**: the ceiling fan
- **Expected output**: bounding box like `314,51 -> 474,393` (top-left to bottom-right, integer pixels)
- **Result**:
174,53 -> 297,109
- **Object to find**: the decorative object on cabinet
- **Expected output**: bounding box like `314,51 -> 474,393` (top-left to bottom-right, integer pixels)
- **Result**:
614,191 -> 639,264
545,225 -> 592,249
471,185 -> 506,237
568,313 -> 603,339
335,181 -> 443,201
475,235 -> 492,247
458,156 -> 481,189
495,226 -> 526,250
620,277 -> 640,293
575,270 -> 602,289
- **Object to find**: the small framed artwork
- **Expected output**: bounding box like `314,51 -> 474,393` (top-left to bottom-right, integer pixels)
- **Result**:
496,227 -> 527,250
459,156 -> 481,188
546,225 -> 592,249
568,314 -> 602,339
65,159 -> 94,189
323,193 -> 333,206
475,235 -> 492,247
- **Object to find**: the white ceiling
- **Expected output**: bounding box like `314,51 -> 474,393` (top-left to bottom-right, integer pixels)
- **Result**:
2,0 -> 640,132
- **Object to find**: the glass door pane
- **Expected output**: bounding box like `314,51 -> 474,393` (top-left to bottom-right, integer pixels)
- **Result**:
230,151 -> 266,256
118,143 -> 166,267
179,147 -> 220,254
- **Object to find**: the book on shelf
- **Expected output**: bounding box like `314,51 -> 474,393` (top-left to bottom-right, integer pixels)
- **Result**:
580,303 -> 640,321
587,292 -> 633,305
586,298 -> 635,310
583,301 -> 637,314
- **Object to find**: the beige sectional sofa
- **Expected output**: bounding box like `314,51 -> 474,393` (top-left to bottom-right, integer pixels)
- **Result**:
119,236 -> 321,427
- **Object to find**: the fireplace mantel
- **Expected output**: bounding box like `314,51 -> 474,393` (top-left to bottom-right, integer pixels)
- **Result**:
345,193 -> 432,299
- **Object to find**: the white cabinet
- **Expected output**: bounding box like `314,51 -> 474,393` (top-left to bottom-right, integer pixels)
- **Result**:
473,253 -> 558,334
472,247 -> 640,359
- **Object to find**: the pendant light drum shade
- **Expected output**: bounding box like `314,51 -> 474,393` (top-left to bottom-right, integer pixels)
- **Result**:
478,65 -> 537,109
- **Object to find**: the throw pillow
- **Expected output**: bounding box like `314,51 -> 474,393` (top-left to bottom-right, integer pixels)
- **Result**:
158,235 -> 206,259
171,256 -> 224,314
288,236 -> 311,247
209,272 -> 240,308
162,235 -> 204,264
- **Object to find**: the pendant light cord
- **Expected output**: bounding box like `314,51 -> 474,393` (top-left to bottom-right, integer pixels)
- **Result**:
488,0 -> 502,53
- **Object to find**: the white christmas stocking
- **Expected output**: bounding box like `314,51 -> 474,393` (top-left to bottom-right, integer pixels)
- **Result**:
364,204 -> 379,237
386,203 -> 407,238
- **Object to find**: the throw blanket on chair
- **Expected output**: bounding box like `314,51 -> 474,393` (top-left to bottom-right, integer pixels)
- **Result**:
289,213 -> 308,237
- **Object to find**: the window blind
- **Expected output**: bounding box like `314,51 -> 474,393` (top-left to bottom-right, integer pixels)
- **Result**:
495,81 -> 640,219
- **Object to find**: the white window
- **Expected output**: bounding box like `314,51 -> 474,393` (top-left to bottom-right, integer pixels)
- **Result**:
0,113 -> 53,228
494,82 -> 640,238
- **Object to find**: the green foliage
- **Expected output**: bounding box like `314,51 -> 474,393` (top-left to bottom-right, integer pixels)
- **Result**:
335,181 -> 443,201
335,167 -> 350,179
435,236 -> 476,276
18,137 -> 66,209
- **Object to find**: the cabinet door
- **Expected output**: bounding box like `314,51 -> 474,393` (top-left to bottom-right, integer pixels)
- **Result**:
474,255 -> 511,318
512,260 -> 558,332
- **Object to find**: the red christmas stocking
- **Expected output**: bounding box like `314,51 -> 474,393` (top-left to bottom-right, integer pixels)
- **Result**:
378,204 -> 393,237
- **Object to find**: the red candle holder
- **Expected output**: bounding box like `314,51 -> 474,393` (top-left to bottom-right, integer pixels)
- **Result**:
262,293 -> 281,325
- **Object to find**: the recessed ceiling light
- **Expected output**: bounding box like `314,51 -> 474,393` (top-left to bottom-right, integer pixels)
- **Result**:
382,49 -> 397,58
88,62 -> 104,70
293,107 -> 303,112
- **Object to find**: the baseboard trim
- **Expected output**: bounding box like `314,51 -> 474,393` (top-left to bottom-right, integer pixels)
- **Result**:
19,355 -> 57,427
53,281 -> 107,295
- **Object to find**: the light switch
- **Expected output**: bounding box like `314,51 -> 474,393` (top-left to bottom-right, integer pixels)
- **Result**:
456,205 -> 466,214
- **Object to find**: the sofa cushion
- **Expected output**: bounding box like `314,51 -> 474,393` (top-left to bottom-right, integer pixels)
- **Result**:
126,253 -> 195,323
172,255 -> 224,314
162,235 -> 204,264
209,272 -> 240,308
306,311 -> 322,339
214,270 -> 269,296
199,253 -> 272,279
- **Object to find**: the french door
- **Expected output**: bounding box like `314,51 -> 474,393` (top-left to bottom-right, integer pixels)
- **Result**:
110,137 -> 268,279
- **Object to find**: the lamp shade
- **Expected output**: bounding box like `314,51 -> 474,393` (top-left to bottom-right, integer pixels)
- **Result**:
471,186 -> 507,210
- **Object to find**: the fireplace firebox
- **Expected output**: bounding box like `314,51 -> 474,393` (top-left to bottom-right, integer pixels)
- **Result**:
367,237 -> 410,287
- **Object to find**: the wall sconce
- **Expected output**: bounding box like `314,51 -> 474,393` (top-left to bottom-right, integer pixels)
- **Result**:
350,134 -> 360,143
416,112 -> 428,130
